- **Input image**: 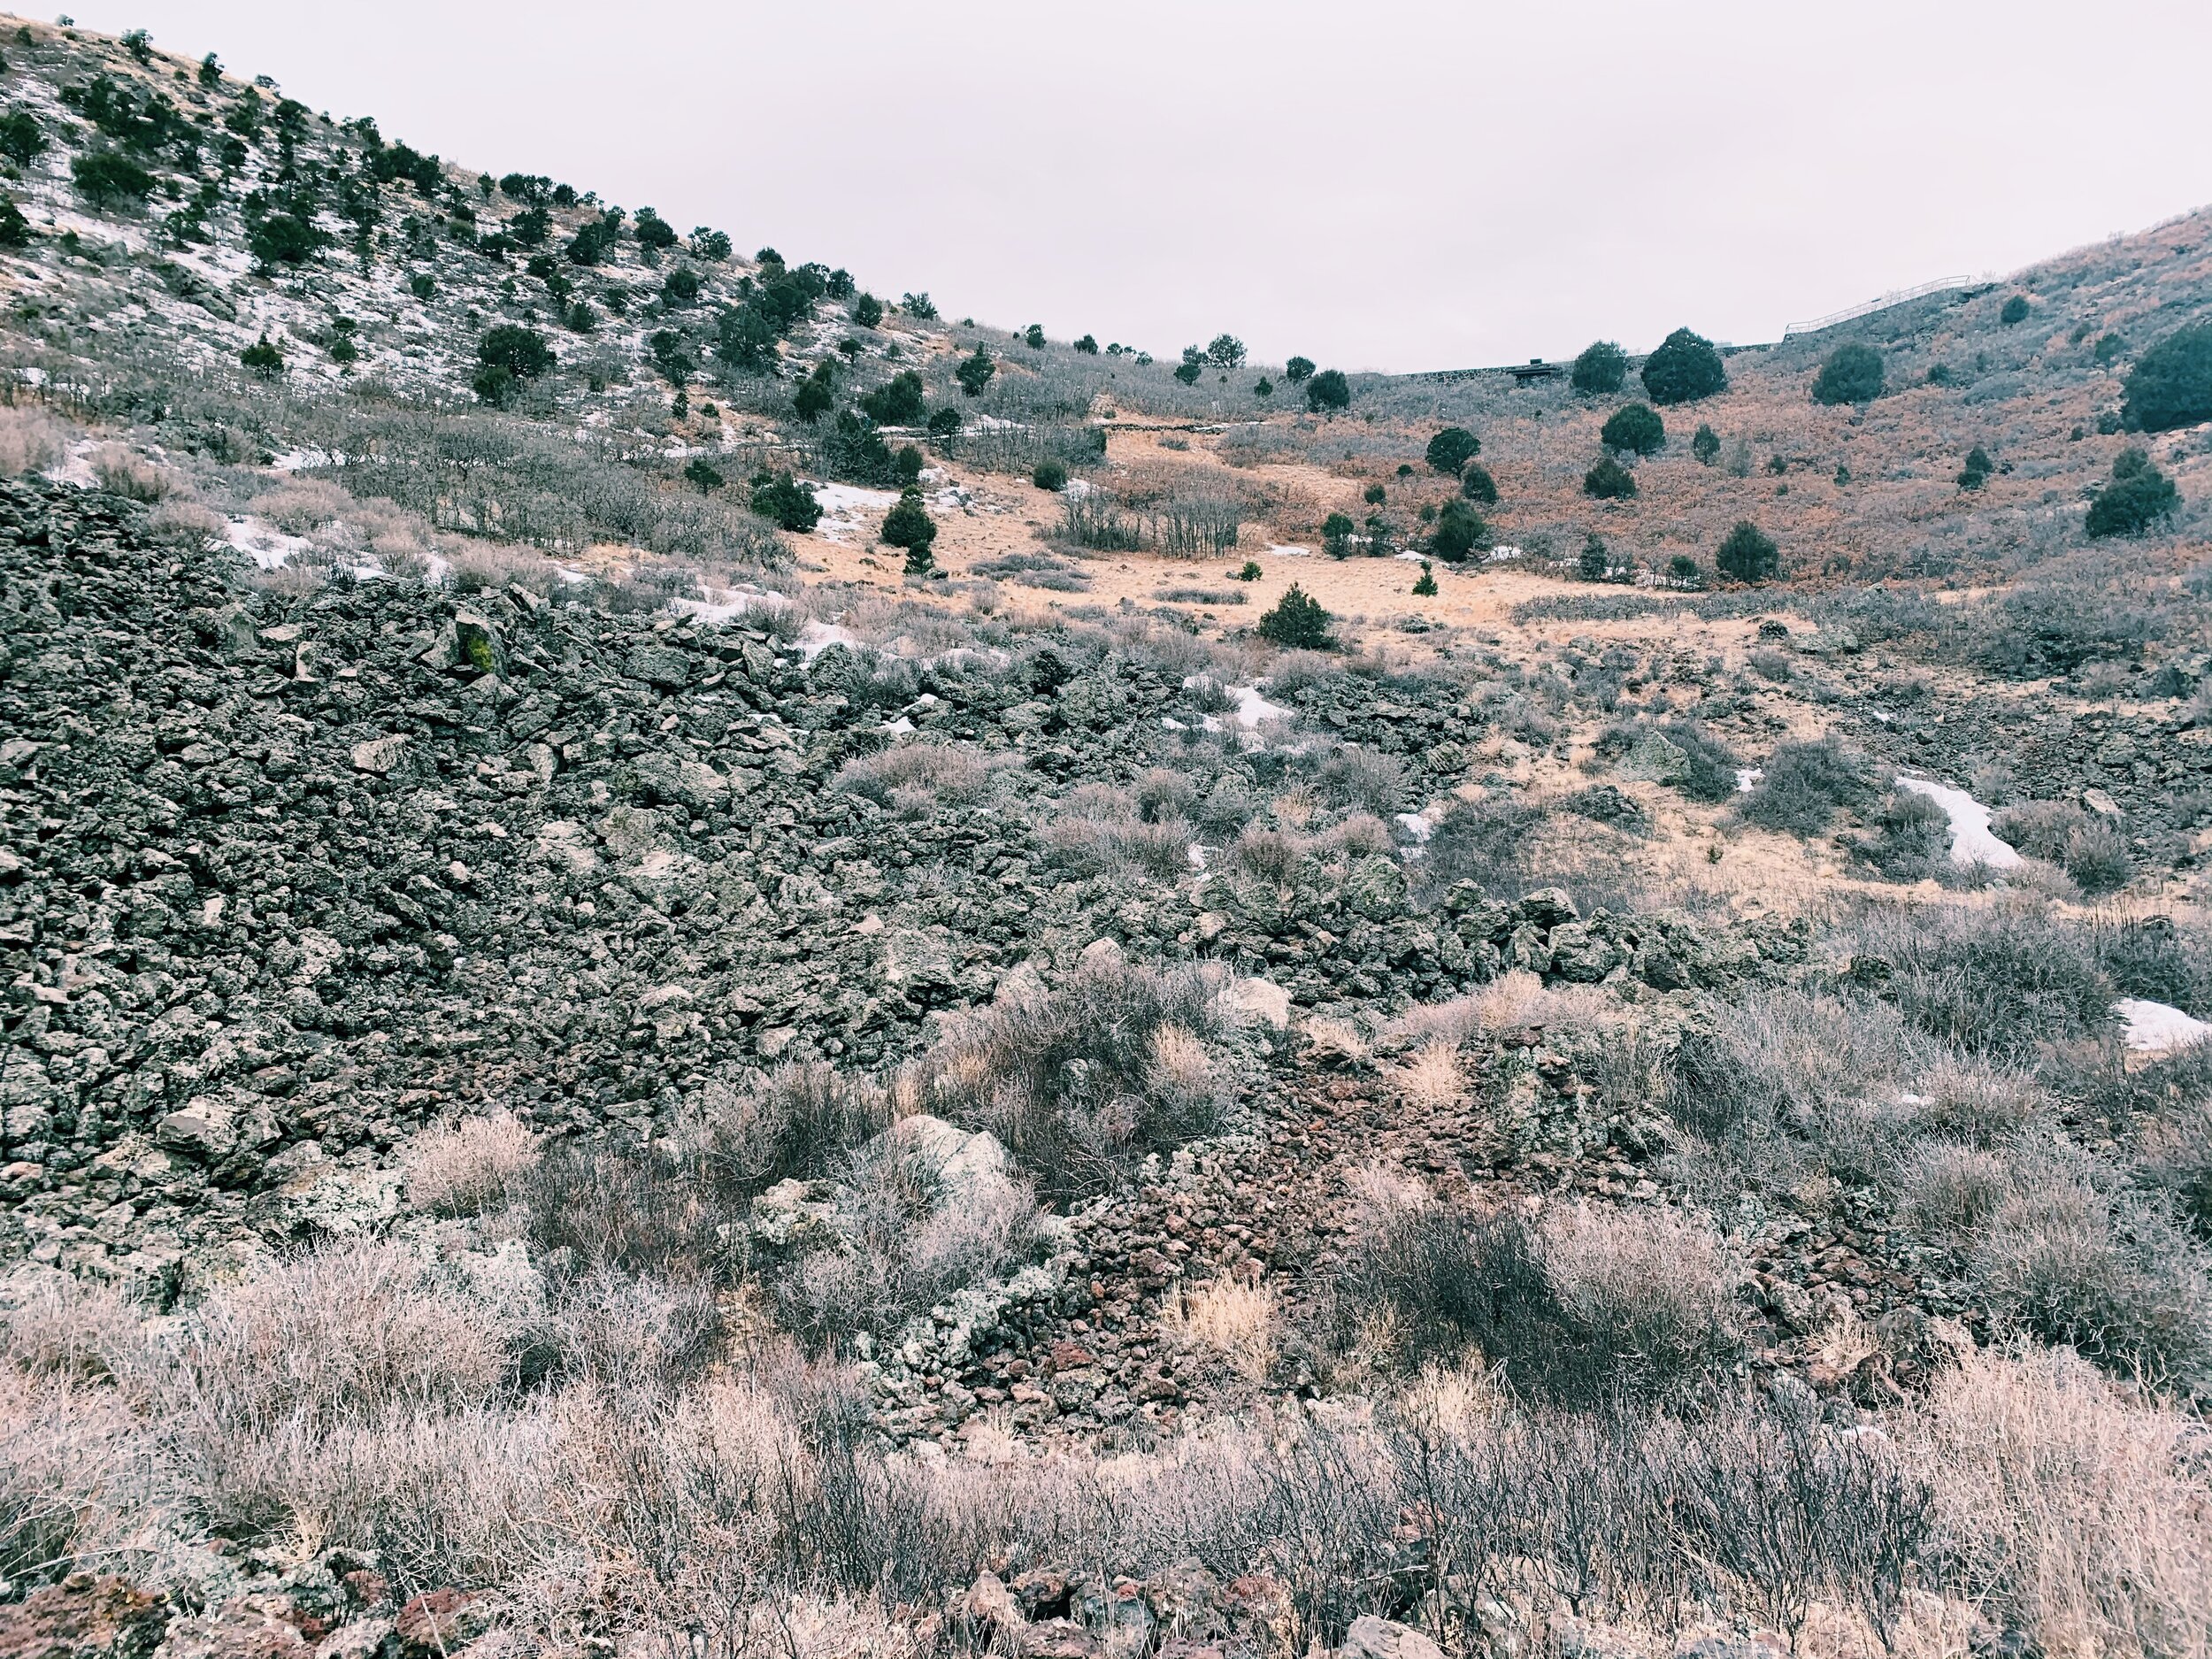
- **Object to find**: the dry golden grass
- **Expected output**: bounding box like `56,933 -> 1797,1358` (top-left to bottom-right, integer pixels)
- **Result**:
401,1111 -> 541,1217
1915,1348 -> 2212,1659
1161,1273 -> 1279,1382
1391,1038 -> 1467,1112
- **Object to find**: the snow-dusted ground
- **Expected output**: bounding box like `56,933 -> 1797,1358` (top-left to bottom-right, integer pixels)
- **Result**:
1894,777 -> 2024,870
1263,543 -> 1310,557
1229,686 -> 1293,728
2116,999 -> 2212,1054
796,619 -> 862,661
1735,768 -> 1762,795
674,586 -> 790,627
222,516 -> 312,572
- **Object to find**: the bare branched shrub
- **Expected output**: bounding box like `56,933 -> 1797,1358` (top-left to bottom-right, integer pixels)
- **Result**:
1847,902 -> 2116,1061
778,1137 -> 1042,1347
403,1111 -> 540,1217
248,476 -> 353,534
88,442 -> 180,502
701,1063 -> 890,1193
832,742 -> 1014,816
1327,1185 -> 1740,1405
1317,747 -> 1409,817
1535,1203 -> 1747,1394
157,1243 -> 510,1426
0,1271 -> 142,1384
0,406 -> 67,476
911,958 -> 1237,1202
1969,1156 -> 2212,1390
146,497 -> 224,547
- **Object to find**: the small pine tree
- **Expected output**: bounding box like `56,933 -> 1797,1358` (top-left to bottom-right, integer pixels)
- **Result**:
1254,377 -> 1273,397
1363,483 -> 1387,505
1425,426 -> 1480,476
793,364 -> 835,425
1237,559 -> 1263,581
1074,334 -> 1099,354
860,368 -> 928,426
1430,498 -> 1489,563
1811,342 -> 1885,405
1460,463 -> 1498,504
240,333 -> 284,377
1206,333 -> 1247,368
1305,368 -> 1351,411
1600,403 -> 1665,456
1257,583 -> 1333,649
2123,322 -> 2212,434
683,457 -> 724,493
1412,560 -> 1438,596
850,292 -> 884,328
1033,458 -> 1068,491
198,51 -> 222,87
72,150 -> 154,207
2000,295 -> 2030,326
1321,511 -> 1356,557
1640,326 -> 1727,405
1692,423 -> 1720,465
0,196 -> 26,249
0,111 -> 45,167
1957,445 -> 1993,489
1571,340 -> 1628,395
882,487 -> 938,569
2085,449 -> 2179,538
750,471 -> 821,532
478,323 -> 554,380
1583,455 -> 1637,499
1578,535 -> 1609,581
1668,554 -> 1701,588
1284,357 -> 1316,384
1715,520 -> 1779,582
926,406 -> 963,438
956,346 -> 995,397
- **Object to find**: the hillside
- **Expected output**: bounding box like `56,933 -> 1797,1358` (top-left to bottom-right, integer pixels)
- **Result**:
4,18 -> 2212,1659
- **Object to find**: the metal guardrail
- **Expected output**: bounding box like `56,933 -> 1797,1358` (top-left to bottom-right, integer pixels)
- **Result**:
1782,274 -> 1992,338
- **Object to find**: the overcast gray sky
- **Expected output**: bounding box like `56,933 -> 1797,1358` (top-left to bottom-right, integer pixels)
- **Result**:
57,0 -> 2212,373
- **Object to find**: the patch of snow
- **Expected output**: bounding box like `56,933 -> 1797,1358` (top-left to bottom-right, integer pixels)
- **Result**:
1486,545 -> 1525,563
1894,776 -> 2024,870
2116,999 -> 2212,1055
1394,549 -> 1427,562
797,620 -> 862,662
1394,812 -> 1434,843
271,448 -> 334,472
1264,543 -> 1310,557
43,438 -> 99,489
1229,686 -> 1293,729
1735,768 -> 1763,795
1162,717 -> 1188,731
221,516 -> 314,572
808,482 -> 900,515
880,716 -> 917,735
1187,843 -> 1208,871
675,586 -> 790,627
